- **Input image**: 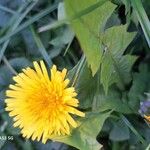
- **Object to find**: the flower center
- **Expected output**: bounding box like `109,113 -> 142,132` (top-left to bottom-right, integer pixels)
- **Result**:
27,83 -> 65,119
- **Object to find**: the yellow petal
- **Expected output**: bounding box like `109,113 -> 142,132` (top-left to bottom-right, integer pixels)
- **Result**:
5,60 -> 85,144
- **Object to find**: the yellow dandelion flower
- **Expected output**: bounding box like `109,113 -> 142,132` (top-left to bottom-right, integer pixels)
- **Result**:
5,61 -> 85,143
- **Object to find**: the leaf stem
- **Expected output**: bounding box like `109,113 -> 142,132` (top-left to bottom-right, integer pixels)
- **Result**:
2,56 -> 17,75
71,55 -> 86,87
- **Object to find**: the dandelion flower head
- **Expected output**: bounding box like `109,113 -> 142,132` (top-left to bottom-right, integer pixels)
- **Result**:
5,61 -> 85,143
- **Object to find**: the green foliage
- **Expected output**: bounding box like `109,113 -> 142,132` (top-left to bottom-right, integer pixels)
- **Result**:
65,0 -> 137,93
100,25 -> 137,93
128,64 -> 150,111
68,60 -> 97,109
0,0 -> 150,149
109,119 -> 130,141
68,60 -> 133,114
131,0 -> 150,47
65,0 -> 116,75
51,111 -> 111,150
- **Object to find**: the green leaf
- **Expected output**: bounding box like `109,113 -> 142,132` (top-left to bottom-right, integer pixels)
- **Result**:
121,0 -> 131,14
65,0 -> 116,75
22,141 -> 33,150
100,25 -> 137,93
98,97 -> 133,114
96,86 -> 133,114
68,59 -> 133,114
39,0 -> 114,33
109,119 -> 130,141
128,64 -> 150,111
51,111 -> 111,150
68,59 -> 98,109
121,115 -> 147,146
50,27 -> 74,48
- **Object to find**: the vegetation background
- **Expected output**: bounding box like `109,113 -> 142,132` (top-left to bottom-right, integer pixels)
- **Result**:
0,0 -> 150,150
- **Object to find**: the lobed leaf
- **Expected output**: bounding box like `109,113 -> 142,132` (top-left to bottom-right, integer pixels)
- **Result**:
100,25 -> 137,93
68,59 -> 133,114
65,0 -> 116,75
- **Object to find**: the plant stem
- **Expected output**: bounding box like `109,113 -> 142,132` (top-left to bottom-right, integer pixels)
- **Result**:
2,56 -> 17,75
71,55 -> 86,87
121,114 -> 147,147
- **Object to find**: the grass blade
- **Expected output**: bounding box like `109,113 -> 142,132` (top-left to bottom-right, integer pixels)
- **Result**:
39,19 -> 68,33
0,3 -> 27,61
39,0 -> 108,32
0,1 -> 37,62
146,144 -> 150,150
2,56 -> 17,75
71,55 -> 86,87
0,4 -> 17,15
31,26 -> 52,67
0,3 -> 58,45
131,0 -> 150,47
121,115 -> 147,146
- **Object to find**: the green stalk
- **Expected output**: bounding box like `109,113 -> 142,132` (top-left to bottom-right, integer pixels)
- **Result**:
0,2 -> 58,45
31,26 -> 52,67
121,115 -> 147,146
0,5 -> 17,15
2,56 -> 17,75
71,55 -> 86,87
131,0 -> 150,47
0,1 -> 37,62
